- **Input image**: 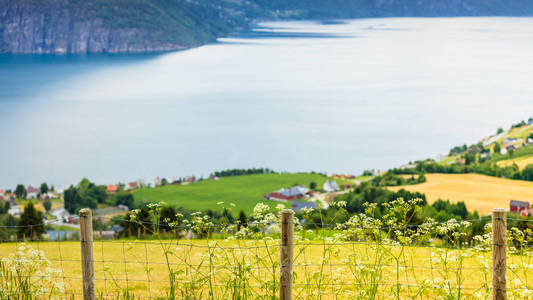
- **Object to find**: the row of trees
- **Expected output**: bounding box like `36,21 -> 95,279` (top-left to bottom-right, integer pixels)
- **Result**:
392,157 -> 533,182
211,168 -> 276,178
64,178 -> 134,214
370,171 -> 426,187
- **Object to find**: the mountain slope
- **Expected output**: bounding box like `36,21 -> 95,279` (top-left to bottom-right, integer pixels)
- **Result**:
0,0 -> 244,53
2,0 -> 533,54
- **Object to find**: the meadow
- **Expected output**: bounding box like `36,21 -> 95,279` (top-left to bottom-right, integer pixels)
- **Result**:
133,173 -> 334,214
4,199 -> 533,299
387,173 -> 533,215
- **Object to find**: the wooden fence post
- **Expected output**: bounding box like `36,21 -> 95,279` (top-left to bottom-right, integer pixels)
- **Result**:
492,208 -> 507,300
280,209 -> 294,300
79,208 -> 96,300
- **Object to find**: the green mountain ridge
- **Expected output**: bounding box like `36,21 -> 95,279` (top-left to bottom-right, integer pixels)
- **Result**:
2,0 -> 533,53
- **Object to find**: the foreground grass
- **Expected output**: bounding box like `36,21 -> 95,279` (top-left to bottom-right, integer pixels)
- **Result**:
2,238 -> 532,299
388,173 -> 533,214
133,173 -> 334,214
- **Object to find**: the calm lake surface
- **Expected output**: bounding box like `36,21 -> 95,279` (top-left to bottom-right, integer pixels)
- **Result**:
1,18 -> 532,187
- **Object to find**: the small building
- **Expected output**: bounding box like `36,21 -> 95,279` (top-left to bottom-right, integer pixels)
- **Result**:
323,180 -> 340,193
50,207 -> 72,222
26,186 -> 39,199
291,202 -> 317,212
0,189 -> 4,196
266,186 -> 311,202
126,182 -> 139,190
510,200 -> 530,216
184,175 -> 196,183
8,201 -> 22,217
152,177 -> 163,187
107,185 -> 118,194
505,144 -> 516,151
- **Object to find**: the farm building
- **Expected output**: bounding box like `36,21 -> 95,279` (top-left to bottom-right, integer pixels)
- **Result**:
323,180 -> 340,193
265,186 -> 311,202
510,200 -> 530,216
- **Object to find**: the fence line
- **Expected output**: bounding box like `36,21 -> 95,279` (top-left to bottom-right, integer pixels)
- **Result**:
3,208 -> 533,299
71,208 -> 509,299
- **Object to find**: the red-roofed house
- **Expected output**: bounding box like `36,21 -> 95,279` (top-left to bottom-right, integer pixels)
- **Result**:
510,200 -> 530,217
107,185 -> 117,194
126,182 -> 139,190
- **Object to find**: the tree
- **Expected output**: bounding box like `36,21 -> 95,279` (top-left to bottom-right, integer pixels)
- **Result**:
63,179 -> 104,213
17,203 -> 45,239
522,165 -> 533,181
115,193 -> 134,208
497,127 -> 504,134
493,142 -> 501,154
43,198 -> 52,212
40,183 -> 49,196
14,184 -> 27,200
238,210 -> 248,230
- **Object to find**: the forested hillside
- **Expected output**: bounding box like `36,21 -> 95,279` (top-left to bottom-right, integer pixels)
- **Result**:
2,0 -> 533,54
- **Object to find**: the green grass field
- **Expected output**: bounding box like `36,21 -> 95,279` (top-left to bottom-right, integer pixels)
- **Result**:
133,173 -> 333,214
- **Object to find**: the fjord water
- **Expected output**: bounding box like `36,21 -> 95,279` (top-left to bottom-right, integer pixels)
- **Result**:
1,18 -> 533,187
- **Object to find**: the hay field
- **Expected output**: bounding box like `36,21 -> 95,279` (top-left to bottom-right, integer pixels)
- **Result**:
497,156 -> 533,170
0,239 -> 519,299
388,173 -> 533,215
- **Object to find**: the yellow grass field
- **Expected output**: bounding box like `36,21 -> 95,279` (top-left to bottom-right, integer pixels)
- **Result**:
497,156 -> 533,170
388,173 -> 533,215
2,239 -> 531,299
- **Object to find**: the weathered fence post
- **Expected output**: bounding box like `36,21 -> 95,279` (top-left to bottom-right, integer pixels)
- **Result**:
79,208 -> 96,300
492,208 -> 507,300
280,209 -> 294,300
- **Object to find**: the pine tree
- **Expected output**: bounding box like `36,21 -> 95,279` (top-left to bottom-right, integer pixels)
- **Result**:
17,203 -> 44,240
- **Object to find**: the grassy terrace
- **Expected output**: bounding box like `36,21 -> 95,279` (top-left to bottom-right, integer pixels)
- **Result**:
133,173 -> 334,214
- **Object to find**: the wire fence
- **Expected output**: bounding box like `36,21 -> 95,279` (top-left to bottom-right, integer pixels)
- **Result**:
2,208 -> 533,299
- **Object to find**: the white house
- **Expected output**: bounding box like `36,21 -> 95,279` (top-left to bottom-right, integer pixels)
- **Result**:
26,186 -> 39,199
323,180 -> 340,193
50,208 -> 72,222
8,201 -> 22,218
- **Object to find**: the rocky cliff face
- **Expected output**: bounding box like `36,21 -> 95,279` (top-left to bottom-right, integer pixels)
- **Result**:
0,0 -> 240,54
2,0 -> 533,54
0,1 -> 181,53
